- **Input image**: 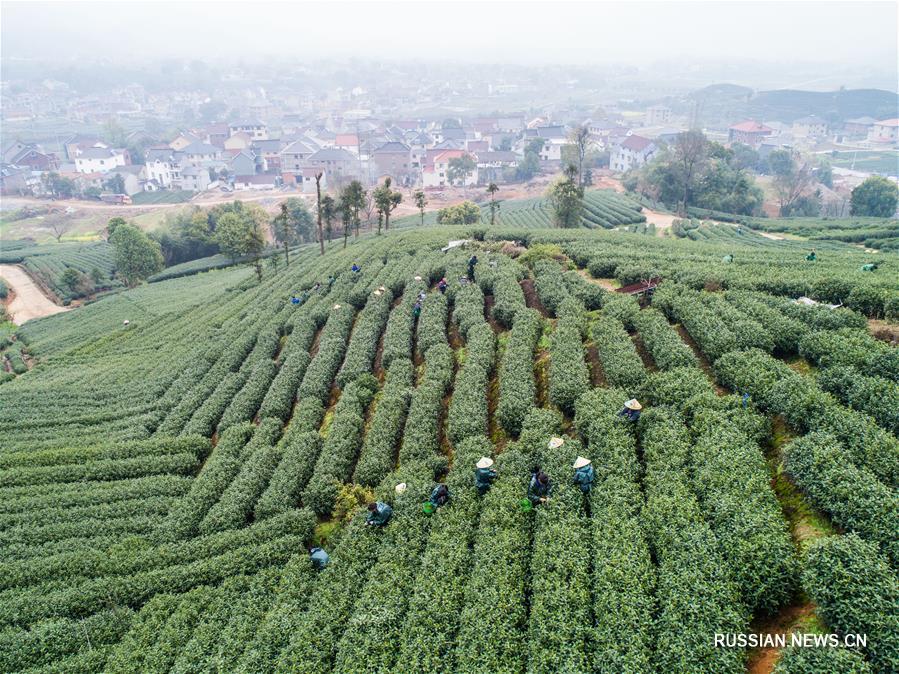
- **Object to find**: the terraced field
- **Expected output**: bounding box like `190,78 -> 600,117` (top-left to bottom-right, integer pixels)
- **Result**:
0,222 -> 896,673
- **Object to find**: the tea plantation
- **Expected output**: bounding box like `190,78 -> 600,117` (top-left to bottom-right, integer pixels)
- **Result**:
0,222 -> 896,673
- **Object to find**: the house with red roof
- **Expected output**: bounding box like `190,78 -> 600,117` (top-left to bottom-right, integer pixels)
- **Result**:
728,120 -> 773,147
611,135 -> 657,172
334,134 -> 360,155
422,150 -> 478,188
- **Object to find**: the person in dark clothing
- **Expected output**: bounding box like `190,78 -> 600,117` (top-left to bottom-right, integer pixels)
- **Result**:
351,263 -> 361,273
290,295 -> 300,305
573,456 -> 595,494
412,300 -> 422,320
429,484 -> 450,508
527,467 -> 551,506
366,501 -> 393,527
467,255 -> 478,282
437,278 -> 448,294
617,398 -> 642,423
474,457 -> 497,496
327,275 -> 336,288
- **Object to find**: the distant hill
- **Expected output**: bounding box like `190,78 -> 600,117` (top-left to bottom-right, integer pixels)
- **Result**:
747,88 -> 899,123
690,84 -> 898,128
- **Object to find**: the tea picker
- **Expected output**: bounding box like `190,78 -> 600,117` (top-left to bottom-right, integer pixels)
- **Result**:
309,546 -> 330,571
861,262 -> 879,272
806,250 -> 817,262
573,456 -> 594,494
527,467 -> 551,506
467,254 -> 479,281
474,456 -> 497,496
366,500 -> 393,527
424,484 -> 450,514
618,398 -> 642,423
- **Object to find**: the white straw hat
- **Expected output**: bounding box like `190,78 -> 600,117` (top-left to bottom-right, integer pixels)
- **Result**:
395,482 -> 407,494
476,457 -> 494,469
624,399 -> 642,411
547,437 -> 565,449
573,456 -> 591,469
373,290 -> 382,296
414,275 -> 422,281
333,304 -> 342,310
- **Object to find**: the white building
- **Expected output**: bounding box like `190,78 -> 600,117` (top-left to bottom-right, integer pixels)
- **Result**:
646,105 -> 672,126
611,135 -> 657,172
868,119 -> 899,144
792,116 -> 828,139
228,120 -> 268,140
74,147 -> 126,174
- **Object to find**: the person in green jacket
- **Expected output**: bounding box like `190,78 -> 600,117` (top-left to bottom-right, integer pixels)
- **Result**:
474,457 -> 497,496
806,250 -> 817,262
527,467 -> 551,506
309,546 -> 330,571
573,456 -> 595,494
366,501 -> 393,527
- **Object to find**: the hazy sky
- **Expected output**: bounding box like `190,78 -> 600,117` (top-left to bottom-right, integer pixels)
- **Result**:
2,0 -> 897,70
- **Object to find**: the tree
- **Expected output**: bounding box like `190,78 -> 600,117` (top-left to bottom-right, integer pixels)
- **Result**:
272,203 -> 292,266
103,173 -> 126,195
44,214 -> 72,243
109,223 -> 164,286
548,164 -> 584,228
770,151 -> 815,216
337,190 -> 353,249
447,155 -> 476,186
436,201 -> 481,224
673,130 -> 708,215
215,211 -> 266,281
273,198 -> 314,248
486,183 -> 500,225
568,125 -> 592,186
816,160 -> 833,188
342,180 -> 366,240
321,194 -> 337,243
526,138 -> 545,155
105,216 -> 127,240
314,172 -> 325,255
373,177 -> 403,235
61,268 -> 82,292
850,176 -> 899,217
413,190 -> 427,226
516,152 -> 540,181
41,172 -> 75,199
101,117 -> 127,148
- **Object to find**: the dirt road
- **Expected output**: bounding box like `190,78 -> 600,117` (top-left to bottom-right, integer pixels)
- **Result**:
0,265 -> 69,325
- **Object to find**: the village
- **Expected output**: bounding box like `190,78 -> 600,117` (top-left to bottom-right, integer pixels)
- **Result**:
2,61 -> 897,219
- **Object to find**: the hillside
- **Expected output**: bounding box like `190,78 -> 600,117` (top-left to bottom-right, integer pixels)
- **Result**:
0,225 -> 896,673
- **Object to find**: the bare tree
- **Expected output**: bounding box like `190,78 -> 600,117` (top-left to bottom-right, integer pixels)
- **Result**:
568,125 -> 593,186
673,130 -> 708,215
45,213 -> 73,243
314,172 -> 324,255
773,158 -> 815,215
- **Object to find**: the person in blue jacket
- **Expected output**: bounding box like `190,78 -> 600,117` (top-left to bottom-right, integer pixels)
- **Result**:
474,456 -> 497,496
366,501 -> 393,527
573,456 -> 595,494
309,546 -> 329,571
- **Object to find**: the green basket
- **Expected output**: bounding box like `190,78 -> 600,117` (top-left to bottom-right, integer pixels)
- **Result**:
422,502 -> 436,515
519,498 -> 533,513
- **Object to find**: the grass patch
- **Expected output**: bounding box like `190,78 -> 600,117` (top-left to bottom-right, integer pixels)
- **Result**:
767,415 -> 836,551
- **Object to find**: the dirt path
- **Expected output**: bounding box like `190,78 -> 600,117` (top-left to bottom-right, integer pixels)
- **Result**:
0,264 -> 69,325
641,209 -> 677,235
